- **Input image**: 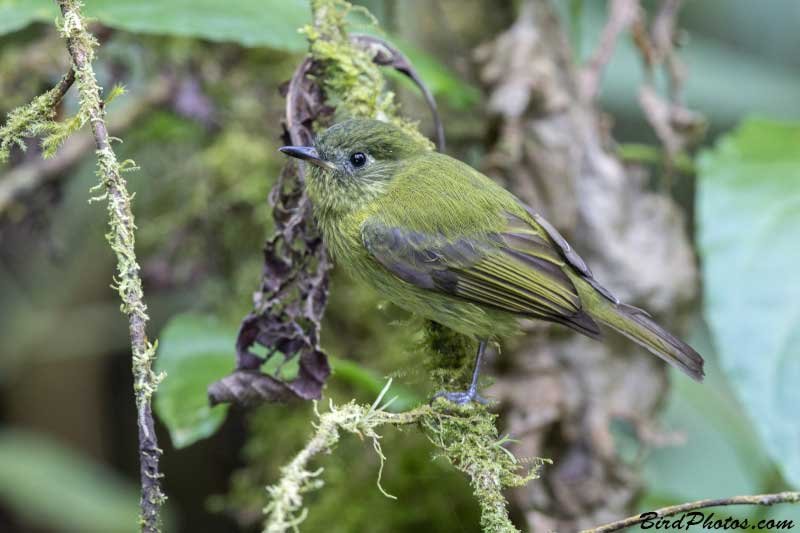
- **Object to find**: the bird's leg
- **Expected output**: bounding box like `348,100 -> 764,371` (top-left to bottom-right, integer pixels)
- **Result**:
433,340 -> 489,405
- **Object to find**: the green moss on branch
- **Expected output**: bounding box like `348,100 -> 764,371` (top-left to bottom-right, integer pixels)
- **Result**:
304,0 -> 433,149
0,70 -> 76,162
58,1 -> 166,530
263,385 -> 547,533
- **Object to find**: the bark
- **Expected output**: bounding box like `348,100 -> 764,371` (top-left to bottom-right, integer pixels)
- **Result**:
477,1 -> 697,530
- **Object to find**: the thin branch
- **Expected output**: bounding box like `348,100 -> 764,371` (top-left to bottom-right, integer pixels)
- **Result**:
0,77 -> 170,215
264,397 -> 431,533
350,34 -> 445,151
43,64 -> 78,100
0,70 -> 75,162
56,1 -> 165,531
582,491 -> 800,533
649,0 -> 685,101
633,0 -> 704,168
579,0 -> 641,101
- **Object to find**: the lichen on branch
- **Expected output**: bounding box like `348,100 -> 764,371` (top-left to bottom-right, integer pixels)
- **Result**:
263,383 -> 428,533
263,383 -> 548,533
304,0 -> 433,148
0,70 -> 76,163
26,1 -> 166,531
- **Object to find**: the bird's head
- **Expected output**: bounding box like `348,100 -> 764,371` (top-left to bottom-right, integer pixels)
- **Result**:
280,119 -> 430,216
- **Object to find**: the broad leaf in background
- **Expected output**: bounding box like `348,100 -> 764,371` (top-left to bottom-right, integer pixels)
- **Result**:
697,117 -> 800,488
0,0 -> 53,35
1,0 -> 478,110
0,430 -> 142,533
639,322 -> 793,524
388,39 -> 480,109
0,0 -> 309,50
154,313 -> 234,449
155,313 -> 421,449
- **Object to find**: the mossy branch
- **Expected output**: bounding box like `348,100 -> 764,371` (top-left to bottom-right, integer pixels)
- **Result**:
263,383 -> 548,533
0,3 -> 166,528
264,382 -> 429,532
0,69 -> 75,163
54,1 -> 165,531
0,77 -> 171,215
262,2 -> 549,532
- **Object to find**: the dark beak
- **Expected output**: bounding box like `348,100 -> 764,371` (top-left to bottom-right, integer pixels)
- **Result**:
279,146 -> 336,170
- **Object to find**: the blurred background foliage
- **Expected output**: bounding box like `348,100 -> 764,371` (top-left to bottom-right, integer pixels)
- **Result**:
0,0 -> 799,532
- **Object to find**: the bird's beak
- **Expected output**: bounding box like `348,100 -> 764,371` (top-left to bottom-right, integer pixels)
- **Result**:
279,146 -> 336,170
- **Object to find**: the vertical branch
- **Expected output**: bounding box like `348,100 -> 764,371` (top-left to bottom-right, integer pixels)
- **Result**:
634,0 -> 705,166
579,0 -> 641,101
55,1 -> 165,531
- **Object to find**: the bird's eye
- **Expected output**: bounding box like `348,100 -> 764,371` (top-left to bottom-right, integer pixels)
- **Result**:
349,152 -> 367,168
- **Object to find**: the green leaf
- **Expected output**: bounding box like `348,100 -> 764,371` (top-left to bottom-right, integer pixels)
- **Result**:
154,313 -> 234,448
2,1 -> 476,109
0,0 -> 55,35
0,0 -> 310,51
641,322 -> 774,506
697,117 -> 800,488
330,356 -> 420,411
0,430 -> 141,533
389,39 -> 480,109
153,312 -> 426,447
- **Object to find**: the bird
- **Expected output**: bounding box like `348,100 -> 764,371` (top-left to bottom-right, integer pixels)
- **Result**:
279,118 -> 704,404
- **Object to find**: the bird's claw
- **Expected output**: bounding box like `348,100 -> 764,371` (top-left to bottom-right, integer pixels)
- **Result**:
431,386 -> 489,406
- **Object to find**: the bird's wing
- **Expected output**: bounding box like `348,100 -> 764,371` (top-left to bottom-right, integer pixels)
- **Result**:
361,210 -> 602,338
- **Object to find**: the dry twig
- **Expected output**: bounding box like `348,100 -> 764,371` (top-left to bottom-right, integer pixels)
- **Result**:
579,0 -> 641,101
633,0 -> 704,164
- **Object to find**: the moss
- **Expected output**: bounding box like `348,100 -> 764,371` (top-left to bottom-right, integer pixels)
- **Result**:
422,320 -> 479,392
261,394 -> 430,533
304,0 -> 433,149
57,1 -> 167,527
0,72 -> 79,163
422,406 -> 549,532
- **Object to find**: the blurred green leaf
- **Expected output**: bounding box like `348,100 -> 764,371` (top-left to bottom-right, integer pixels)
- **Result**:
388,39 -> 480,109
697,117 -> 800,488
0,430 -> 140,533
330,356 -> 421,411
617,143 -> 696,175
0,0 -> 310,50
154,313 -> 423,448
2,0 -> 476,109
641,322 -> 774,507
640,321 -> 800,530
0,0 -> 54,35
1,0 -> 473,114
154,313 -> 234,449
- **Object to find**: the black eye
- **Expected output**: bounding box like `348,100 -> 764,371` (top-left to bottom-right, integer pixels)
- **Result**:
349,152 -> 367,168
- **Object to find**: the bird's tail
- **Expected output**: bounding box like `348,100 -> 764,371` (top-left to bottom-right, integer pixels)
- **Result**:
590,297 -> 705,382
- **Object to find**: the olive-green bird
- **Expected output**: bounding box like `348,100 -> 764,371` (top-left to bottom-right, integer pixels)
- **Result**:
280,119 -> 704,404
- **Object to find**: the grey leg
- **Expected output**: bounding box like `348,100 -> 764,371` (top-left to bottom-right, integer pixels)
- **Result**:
432,340 -> 489,405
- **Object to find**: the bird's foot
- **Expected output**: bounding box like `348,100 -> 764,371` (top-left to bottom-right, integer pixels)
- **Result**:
431,386 -> 488,406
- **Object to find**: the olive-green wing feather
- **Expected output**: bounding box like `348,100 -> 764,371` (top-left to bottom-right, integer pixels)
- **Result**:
361,211 -> 602,338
